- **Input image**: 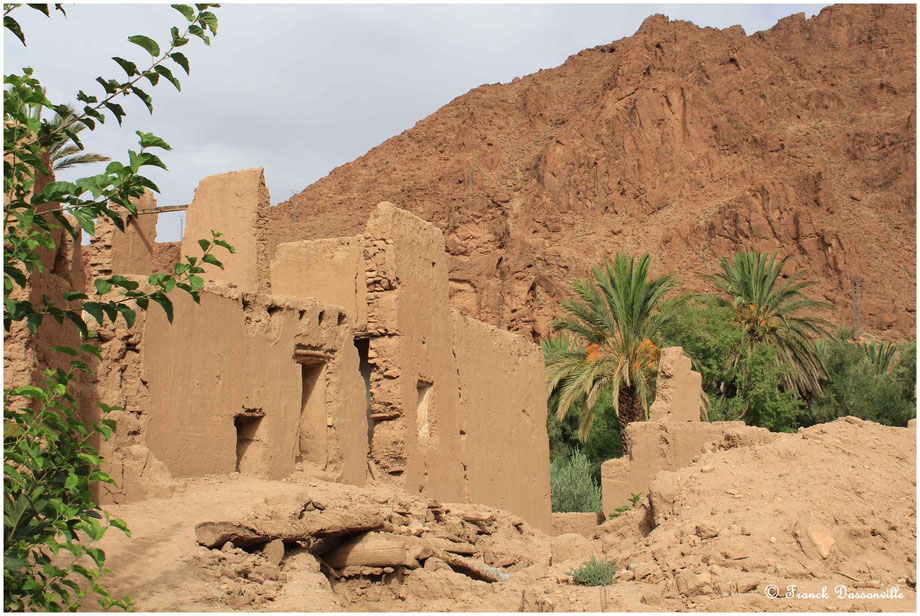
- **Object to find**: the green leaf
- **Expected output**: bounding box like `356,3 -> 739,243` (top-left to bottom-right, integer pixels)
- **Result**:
188,24 -> 210,45
64,311 -> 89,338
199,11 -> 218,35
171,4 -> 196,21
82,302 -> 105,325
127,34 -> 160,57
154,65 -> 181,91
130,86 -> 153,113
109,518 -> 131,537
86,549 -> 105,568
115,305 -> 135,329
136,131 -> 171,151
201,253 -> 223,269
151,293 -> 174,323
5,16 -> 25,46
103,101 -> 126,126
50,346 -> 78,356
197,239 -> 210,252
28,5 -> 51,17
170,52 -> 190,75
80,343 -> 103,359
93,279 -> 113,295
111,56 -> 138,77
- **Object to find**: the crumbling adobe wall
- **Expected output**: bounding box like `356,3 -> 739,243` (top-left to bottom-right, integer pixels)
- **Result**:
601,347 -> 776,514
452,310 -> 552,531
83,190 -> 157,290
361,203 -> 466,502
4,159 -> 86,394
141,284 -> 368,484
601,421 -> 777,514
270,237 -> 368,331
181,168 -> 271,293
648,346 -> 703,422
81,169 -> 554,530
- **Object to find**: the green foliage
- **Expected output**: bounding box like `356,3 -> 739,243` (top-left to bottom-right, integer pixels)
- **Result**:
549,449 -> 602,513
4,4 -> 227,611
660,296 -> 741,396
568,556 -> 618,586
709,343 -> 802,432
608,493 -> 642,519
546,387 -> 623,481
544,254 -> 684,443
707,250 -> 830,397
861,339 -> 898,374
4,363 -> 132,611
803,333 -> 916,427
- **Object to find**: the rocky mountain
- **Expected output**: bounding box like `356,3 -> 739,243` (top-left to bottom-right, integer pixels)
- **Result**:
268,4 -> 916,341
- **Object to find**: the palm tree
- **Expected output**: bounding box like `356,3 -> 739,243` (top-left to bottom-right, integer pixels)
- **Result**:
861,340 -> 897,374
708,250 -> 830,398
22,95 -> 109,171
544,254 -> 683,444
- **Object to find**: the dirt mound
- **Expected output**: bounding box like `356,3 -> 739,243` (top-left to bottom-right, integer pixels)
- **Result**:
85,417 -> 915,612
641,417 -> 917,610
269,4 -> 916,341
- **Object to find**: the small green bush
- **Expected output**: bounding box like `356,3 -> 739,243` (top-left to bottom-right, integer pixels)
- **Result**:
550,449 -> 602,513
568,556 -> 618,586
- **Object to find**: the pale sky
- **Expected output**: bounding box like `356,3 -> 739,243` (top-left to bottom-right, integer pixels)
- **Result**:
4,2 -> 826,241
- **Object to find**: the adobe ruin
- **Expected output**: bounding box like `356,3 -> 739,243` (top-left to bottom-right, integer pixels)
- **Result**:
71,167 -> 552,531
600,347 -> 775,515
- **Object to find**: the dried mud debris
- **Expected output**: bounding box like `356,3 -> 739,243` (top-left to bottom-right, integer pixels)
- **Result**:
90,417 -> 915,611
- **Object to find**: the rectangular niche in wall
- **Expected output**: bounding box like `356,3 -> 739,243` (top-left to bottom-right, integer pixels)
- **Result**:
416,380 -> 432,438
234,410 -> 265,474
295,348 -> 330,468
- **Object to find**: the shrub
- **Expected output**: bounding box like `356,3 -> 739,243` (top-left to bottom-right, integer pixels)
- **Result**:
804,333 -> 916,427
550,449 -> 602,513
568,556 -> 618,586
547,389 -> 623,481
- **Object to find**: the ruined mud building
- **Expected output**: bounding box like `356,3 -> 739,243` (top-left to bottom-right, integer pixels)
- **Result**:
6,166 -> 777,537
7,168 -> 550,529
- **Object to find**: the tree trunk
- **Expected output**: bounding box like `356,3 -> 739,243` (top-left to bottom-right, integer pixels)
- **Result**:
616,386 -> 645,449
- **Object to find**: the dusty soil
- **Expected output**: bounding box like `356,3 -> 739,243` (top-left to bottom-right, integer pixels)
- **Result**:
86,418 -> 916,612
267,4 -> 915,342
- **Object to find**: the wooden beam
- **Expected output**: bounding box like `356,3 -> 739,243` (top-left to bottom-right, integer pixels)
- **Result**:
135,204 -> 189,215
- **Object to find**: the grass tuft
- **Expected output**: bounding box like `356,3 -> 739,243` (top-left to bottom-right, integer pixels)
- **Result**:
568,556 -> 618,586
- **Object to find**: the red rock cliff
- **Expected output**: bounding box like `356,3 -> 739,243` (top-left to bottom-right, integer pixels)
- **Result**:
269,4 -> 916,340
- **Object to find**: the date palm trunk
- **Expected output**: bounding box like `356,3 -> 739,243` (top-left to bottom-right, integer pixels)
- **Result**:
616,385 -> 645,449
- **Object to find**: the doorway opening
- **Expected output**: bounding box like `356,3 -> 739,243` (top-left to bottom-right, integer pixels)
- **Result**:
299,360 -> 327,466
234,411 -> 264,473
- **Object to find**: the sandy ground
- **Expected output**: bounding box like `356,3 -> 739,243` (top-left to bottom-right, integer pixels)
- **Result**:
85,417 -> 916,612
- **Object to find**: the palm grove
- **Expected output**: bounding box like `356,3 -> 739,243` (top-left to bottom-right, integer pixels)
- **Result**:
546,251 -> 916,514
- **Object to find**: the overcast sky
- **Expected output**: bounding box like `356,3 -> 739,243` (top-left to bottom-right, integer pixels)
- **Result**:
5,2 -> 826,241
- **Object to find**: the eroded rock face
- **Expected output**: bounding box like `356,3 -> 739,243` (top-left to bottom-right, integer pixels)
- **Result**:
270,4 -> 915,341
